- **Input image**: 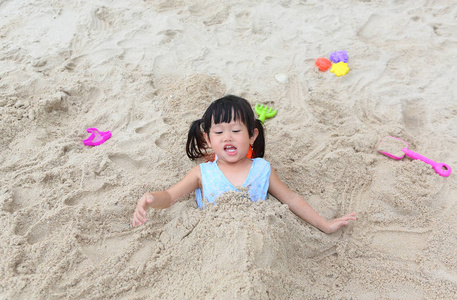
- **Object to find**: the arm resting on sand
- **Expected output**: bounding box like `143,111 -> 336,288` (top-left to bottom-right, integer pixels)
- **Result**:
268,168 -> 356,234
132,165 -> 201,227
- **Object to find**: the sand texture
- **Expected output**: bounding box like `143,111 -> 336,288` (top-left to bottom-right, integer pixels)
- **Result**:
1,0 -> 457,299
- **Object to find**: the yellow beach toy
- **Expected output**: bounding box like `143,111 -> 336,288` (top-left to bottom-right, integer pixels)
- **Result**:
330,62 -> 350,77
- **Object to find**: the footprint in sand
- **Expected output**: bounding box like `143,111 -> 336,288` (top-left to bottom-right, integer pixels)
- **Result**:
2,186 -> 39,217
134,121 -> 156,135
12,187 -> 40,211
370,228 -> 430,260
63,190 -> 93,207
154,133 -> 170,151
12,209 -> 40,237
25,221 -> 52,245
63,180 -> 117,206
145,0 -> 186,12
203,7 -> 229,26
358,14 -> 393,41
0,189 -> 15,213
8,189 -> 58,244
90,6 -> 113,31
108,153 -> 148,174
65,34 -> 88,71
152,54 -> 180,78
234,11 -> 251,30
66,7 -> 122,68
157,29 -> 181,44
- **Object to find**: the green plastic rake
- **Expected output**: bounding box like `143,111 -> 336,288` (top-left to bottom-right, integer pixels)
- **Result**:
255,104 -> 277,124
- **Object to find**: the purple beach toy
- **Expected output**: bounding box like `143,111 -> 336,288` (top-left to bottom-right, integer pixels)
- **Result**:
330,50 -> 348,63
83,128 -> 111,146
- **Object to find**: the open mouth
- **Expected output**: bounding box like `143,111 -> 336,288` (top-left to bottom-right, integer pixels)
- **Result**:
224,145 -> 238,155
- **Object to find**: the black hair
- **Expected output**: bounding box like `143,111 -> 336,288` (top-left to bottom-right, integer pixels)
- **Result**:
186,95 -> 265,160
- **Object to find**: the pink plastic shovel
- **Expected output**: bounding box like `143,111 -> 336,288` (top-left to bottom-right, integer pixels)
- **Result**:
82,128 -> 111,146
377,136 -> 451,177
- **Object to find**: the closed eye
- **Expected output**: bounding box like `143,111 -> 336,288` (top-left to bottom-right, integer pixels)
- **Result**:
232,130 -> 240,133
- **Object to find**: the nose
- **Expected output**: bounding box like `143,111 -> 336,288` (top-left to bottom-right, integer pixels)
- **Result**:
223,132 -> 233,142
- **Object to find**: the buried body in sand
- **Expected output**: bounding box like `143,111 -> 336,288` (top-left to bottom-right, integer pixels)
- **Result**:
131,95 -> 357,298
132,95 -> 356,234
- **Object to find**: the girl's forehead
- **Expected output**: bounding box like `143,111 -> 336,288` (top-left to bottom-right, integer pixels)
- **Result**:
210,118 -> 243,126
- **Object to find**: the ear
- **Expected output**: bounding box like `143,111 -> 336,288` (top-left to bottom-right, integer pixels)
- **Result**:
249,128 -> 259,145
203,132 -> 212,148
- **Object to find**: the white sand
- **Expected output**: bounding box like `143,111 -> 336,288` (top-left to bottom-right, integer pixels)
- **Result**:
1,0 -> 457,299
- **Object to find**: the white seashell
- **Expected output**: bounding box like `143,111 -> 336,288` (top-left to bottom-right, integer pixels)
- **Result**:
274,73 -> 288,83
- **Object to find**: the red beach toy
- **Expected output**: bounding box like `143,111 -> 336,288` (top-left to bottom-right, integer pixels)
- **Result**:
315,57 -> 332,72
83,128 -> 112,146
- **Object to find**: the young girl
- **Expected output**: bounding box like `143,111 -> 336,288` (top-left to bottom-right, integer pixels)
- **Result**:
132,95 -> 356,234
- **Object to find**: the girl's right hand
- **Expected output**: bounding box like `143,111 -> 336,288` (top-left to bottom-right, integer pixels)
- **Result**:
323,212 -> 357,234
132,193 -> 154,227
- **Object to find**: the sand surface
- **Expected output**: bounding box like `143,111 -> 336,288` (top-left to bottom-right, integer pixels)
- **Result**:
1,0 -> 457,299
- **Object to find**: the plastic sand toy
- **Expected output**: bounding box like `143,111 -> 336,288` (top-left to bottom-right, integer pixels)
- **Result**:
330,50 -> 349,63
315,57 -> 332,71
330,62 -> 350,77
377,136 -> 451,177
255,104 -> 277,124
83,128 -> 112,146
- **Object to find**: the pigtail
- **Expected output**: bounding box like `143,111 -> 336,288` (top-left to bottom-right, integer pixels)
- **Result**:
186,119 -> 207,160
252,119 -> 265,158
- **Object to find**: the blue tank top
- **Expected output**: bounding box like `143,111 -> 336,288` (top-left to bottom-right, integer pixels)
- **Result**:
195,158 -> 271,208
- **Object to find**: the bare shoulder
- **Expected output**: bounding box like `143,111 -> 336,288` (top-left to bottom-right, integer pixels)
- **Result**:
268,167 -> 281,185
165,164 -> 202,201
268,166 -> 296,202
188,164 -> 202,183
179,164 -> 202,188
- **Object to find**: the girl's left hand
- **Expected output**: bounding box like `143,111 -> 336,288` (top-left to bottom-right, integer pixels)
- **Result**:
324,212 -> 356,234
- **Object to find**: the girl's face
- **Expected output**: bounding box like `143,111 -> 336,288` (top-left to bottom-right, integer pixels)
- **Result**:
204,118 -> 258,163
